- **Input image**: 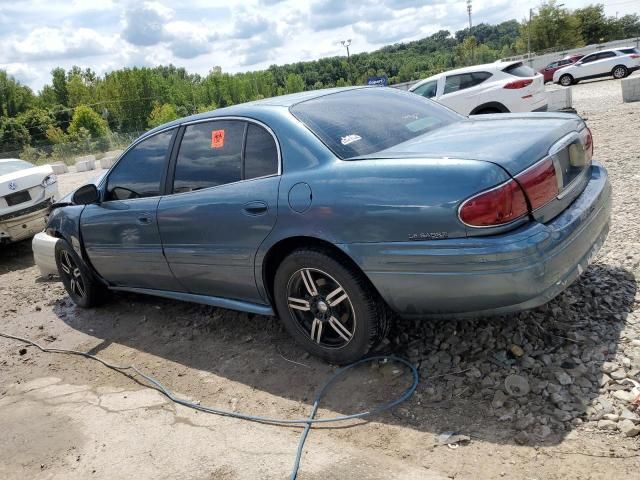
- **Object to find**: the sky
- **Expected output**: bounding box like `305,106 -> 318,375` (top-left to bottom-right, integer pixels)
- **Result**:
0,0 -> 638,92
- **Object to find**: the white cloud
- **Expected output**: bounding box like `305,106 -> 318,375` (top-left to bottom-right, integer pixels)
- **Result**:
0,0 -> 638,91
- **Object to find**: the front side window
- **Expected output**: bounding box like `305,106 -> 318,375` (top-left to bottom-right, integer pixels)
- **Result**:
412,80 -> 438,98
173,120 -> 245,193
290,88 -> 460,159
106,130 -> 174,201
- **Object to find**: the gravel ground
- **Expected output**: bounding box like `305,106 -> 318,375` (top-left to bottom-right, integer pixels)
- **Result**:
0,78 -> 639,479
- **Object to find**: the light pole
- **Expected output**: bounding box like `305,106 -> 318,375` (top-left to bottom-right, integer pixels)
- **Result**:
341,39 -> 352,60
467,0 -> 472,30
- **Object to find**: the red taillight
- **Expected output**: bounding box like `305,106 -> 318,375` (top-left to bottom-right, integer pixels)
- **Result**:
503,79 -> 533,89
515,157 -> 559,210
459,180 -> 528,227
630,54 -> 640,59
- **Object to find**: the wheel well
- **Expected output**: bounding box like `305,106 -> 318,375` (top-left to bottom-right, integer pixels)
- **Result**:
262,236 -> 374,306
469,102 -> 509,115
612,64 -> 628,73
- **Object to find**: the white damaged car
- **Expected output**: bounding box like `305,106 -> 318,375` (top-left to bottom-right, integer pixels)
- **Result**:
0,159 -> 58,244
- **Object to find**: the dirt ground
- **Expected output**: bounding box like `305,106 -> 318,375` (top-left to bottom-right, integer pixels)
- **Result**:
1,77 -> 639,480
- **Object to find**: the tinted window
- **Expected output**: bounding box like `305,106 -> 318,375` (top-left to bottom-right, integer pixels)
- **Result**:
503,62 -> 536,77
443,72 -> 492,94
598,51 -> 616,59
173,120 -> 244,193
546,62 -> 558,69
558,59 -> 572,66
581,54 -> 597,63
619,48 -> 639,54
244,124 -> 278,179
290,88 -> 460,159
412,80 -> 437,98
106,130 -> 174,201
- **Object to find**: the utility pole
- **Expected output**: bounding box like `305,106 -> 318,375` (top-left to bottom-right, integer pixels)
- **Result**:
527,8 -> 533,62
341,39 -> 352,60
467,0 -> 472,30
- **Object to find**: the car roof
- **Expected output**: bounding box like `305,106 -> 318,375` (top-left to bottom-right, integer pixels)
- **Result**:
144,86 -> 367,138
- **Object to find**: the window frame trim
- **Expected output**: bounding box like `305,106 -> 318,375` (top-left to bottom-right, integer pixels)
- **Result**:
100,125 -> 179,203
165,116 -> 283,197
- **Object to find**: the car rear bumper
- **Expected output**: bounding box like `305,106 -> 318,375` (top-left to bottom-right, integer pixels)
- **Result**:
0,200 -> 53,243
340,162 -> 611,318
32,231 -> 59,276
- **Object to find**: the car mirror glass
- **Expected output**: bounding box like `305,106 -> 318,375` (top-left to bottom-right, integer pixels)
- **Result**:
72,184 -> 100,205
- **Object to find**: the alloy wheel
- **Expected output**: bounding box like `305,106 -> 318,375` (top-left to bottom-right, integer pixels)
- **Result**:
613,67 -> 626,79
560,75 -> 572,86
286,268 -> 356,349
59,250 -> 86,298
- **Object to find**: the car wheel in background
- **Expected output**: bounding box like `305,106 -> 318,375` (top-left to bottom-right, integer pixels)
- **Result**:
612,65 -> 628,79
55,239 -> 107,308
273,248 -> 390,364
559,74 -> 574,87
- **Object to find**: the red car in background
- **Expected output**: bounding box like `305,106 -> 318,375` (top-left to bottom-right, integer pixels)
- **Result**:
539,55 -> 584,83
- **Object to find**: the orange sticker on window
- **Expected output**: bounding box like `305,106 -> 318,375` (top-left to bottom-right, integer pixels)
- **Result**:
211,129 -> 225,149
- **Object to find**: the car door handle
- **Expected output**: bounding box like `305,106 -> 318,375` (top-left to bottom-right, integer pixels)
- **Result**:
243,201 -> 268,216
137,213 -> 153,225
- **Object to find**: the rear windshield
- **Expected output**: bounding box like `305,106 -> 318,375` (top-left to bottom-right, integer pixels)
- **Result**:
0,160 -> 33,176
503,62 -> 536,78
290,88 -> 460,159
619,48 -> 639,54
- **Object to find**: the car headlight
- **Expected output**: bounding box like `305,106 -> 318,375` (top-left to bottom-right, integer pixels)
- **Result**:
42,174 -> 57,187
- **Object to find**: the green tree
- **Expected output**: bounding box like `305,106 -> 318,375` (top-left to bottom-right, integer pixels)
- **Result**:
51,67 -> 68,106
0,117 -> 31,153
574,4 -> 608,44
147,103 -> 178,128
68,105 -> 109,139
17,108 -> 54,145
519,1 -> 584,52
0,70 -> 35,117
284,74 -> 305,93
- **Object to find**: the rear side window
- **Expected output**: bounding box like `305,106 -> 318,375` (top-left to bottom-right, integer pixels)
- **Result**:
443,72 -> 492,94
106,129 -> 174,201
598,51 -> 617,59
290,88 -> 460,159
619,48 -> 639,55
412,80 -> 438,98
173,121 -> 244,193
581,54 -> 597,63
244,124 -> 279,179
503,62 -> 536,77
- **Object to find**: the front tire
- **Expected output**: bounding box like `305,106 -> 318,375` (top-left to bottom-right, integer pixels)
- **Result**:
55,239 -> 107,308
559,74 -> 573,87
273,248 -> 389,364
612,65 -> 628,79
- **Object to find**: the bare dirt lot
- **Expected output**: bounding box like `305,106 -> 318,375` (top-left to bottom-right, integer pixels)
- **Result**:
1,77 -> 639,480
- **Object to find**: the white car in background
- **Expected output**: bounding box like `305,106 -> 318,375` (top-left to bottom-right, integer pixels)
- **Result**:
409,61 -> 547,115
0,159 -> 58,244
553,47 -> 640,86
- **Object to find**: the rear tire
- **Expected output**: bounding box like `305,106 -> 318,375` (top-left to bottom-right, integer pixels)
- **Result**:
612,65 -> 628,79
55,239 -> 107,308
273,248 -> 390,364
559,74 -> 573,87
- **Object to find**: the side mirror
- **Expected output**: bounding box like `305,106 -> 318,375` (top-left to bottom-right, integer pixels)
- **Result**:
72,184 -> 99,205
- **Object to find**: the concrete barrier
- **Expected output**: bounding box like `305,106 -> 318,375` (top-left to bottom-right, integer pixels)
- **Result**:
50,162 -> 68,174
75,155 -> 96,172
104,149 -> 124,157
622,76 -> 640,103
546,87 -> 573,111
99,155 -> 117,169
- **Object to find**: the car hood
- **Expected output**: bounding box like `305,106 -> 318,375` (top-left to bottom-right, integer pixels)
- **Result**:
0,164 -> 53,196
353,113 -> 585,176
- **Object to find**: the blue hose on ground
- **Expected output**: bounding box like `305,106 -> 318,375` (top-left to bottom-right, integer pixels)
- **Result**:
0,332 -> 419,480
